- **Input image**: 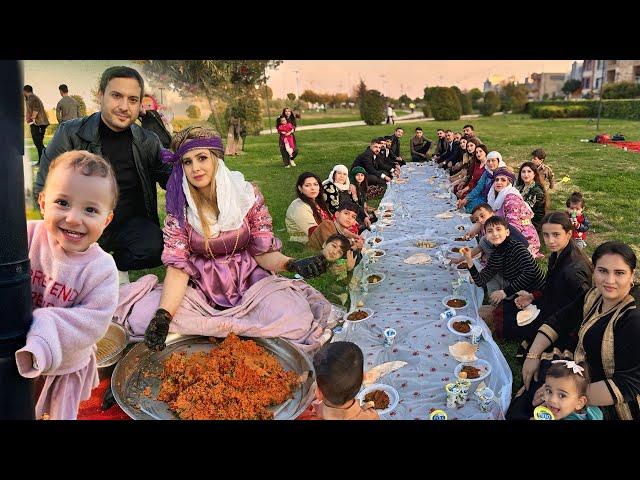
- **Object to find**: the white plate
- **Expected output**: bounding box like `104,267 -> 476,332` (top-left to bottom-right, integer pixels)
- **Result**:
366,236 -> 384,247
343,307 -> 374,323
442,295 -> 470,311
366,272 -> 386,285
435,212 -> 454,219
367,249 -> 386,258
447,315 -> 477,337
357,383 -> 400,416
454,359 -> 492,383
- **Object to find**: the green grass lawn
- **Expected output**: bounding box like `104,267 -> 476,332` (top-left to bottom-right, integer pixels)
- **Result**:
27,114 -> 640,394
262,108 -> 361,128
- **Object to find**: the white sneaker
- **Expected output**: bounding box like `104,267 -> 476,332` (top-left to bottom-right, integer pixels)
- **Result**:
284,164 -> 291,168
118,270 -> 130,285
290,160 -> 297,167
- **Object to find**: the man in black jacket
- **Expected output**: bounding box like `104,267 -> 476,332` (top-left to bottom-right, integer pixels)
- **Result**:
431,128 -> 446,161
34,66 -> 171,282
389,127 -> 404,163
351,138 -> 391,186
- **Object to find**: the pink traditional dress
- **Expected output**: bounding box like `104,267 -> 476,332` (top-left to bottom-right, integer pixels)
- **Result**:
488,184 -> 542,258
115,148 -> 332,353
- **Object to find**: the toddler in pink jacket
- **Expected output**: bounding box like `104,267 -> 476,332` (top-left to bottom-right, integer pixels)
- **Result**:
15,151 -> 119,420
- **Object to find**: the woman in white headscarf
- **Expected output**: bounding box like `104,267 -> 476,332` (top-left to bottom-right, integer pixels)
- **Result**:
115,126 -> 334,354
322,164 -> 352,215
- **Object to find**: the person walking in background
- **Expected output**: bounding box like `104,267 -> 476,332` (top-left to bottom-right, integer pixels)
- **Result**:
23,84 -> 50,165
55,84 -> 81,124
386,104 -> 395,124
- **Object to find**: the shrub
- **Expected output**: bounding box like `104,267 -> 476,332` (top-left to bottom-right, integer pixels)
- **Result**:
186,104 -> 201,119
360,89 -> 386,125
429,87 -> 462,121
422,102 -> 432,118
71,95 -> 87,117
459,93 -> 472,115
526,99 -> 640,120
602,81 -> 640,99
530,105 -> 590,118
480,91 -> 501,116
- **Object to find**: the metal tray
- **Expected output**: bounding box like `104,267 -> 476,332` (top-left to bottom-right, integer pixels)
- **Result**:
111,334 -> 315,420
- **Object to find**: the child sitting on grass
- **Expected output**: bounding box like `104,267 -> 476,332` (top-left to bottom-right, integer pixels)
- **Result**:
566,191 -> 589,249
530,148 -> 555,190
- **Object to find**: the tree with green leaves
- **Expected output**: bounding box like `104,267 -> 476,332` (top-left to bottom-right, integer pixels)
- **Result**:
602,81 -> 640,99
300,89 -> 320,104
361,89 -> 385,125
356,80 -> 367,115
480,91 -> 501,116
71,95 -> 87,116
399,94 -> 411,107
500,82 -> 528,113
259,85 -> 273,100
136,60 -> 281,136
287,92 -> 296,101
429,87 -> 462,121
186,104 -> 201,119
562,79 -> 582,97
468,88 -> 483,109
451,86 -> 472,115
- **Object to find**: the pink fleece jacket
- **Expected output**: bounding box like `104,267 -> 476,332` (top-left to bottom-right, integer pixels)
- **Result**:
15,221 -> 119,377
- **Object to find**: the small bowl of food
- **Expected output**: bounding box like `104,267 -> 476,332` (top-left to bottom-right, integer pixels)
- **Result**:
449,246 -> 462,255
455,224 -> 467,232
454,359 -> 492,382
442,295 -> 469,311
367,273 -> 386,285
447,315 -> 476,337
366,235 -> 384,247
357,383 -> 400,415
343,308 -> 374,323
367,249 -> 386,258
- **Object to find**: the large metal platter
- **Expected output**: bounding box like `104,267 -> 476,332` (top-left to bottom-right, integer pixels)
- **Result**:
111,334 -> 315,420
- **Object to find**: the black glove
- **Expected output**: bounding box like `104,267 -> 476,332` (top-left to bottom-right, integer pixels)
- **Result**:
144,308 -> 172,351
286,255 -> 328,279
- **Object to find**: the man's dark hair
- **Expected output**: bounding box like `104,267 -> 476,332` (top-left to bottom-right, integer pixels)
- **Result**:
59,84 -> 69,93
445,129 -> 453,134
531,148 -> 546,160
484,215 -> 510,230
395,127 -> 403,132
336,200 -> 359,215
436,128 -> 444,133
415,127 -> 423,132
370,137 -> 379,145
23,85 -> 33,93
313,341 -> 364,406
463,124 -> 474,130
99,66 -> 144,97
471,203 -> 493,215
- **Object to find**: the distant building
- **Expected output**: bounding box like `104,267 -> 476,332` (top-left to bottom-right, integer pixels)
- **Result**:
602,60 -> 640,85
526,72 -> 566,101
568,61 -> 583,81
581,60 -> 607,97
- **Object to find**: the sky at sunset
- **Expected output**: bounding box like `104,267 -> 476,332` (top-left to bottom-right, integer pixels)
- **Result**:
24,59 -> 577,115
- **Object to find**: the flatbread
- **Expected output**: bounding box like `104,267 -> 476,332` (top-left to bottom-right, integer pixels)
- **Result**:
404,253 -> 433,265
435,212 -> 454,219
363,361 -> 408,386
449,341 -> 478,363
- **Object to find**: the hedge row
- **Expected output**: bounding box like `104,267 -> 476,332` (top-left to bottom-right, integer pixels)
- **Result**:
527,99 -> 640,120
530,105 -> 590,118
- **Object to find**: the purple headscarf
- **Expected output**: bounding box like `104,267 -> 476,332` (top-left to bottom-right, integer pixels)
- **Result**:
160,136 -> 225,226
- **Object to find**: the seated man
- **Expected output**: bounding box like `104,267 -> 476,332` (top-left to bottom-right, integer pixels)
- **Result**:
431,128 -> 446,161
409,127 -> 432,162
351,138 -> 391,188
376,136 -> 400,178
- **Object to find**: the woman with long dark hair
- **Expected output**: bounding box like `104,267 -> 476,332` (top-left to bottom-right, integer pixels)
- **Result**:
285,172 -> 332,244
515,161 -> 548,230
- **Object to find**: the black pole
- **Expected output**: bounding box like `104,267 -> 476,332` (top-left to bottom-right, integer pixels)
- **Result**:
0,60 -> 35,419
264,69 -> 273,135
596,59 -> 606,131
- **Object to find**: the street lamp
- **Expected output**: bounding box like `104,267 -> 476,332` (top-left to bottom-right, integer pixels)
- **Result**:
293,70 -> 301,100
596,59 -> 607,130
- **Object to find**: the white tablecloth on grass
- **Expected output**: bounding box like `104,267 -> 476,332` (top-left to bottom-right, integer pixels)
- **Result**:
332,162 -> 512,420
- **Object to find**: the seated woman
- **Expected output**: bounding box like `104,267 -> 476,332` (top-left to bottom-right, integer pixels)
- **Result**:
115,126 -> 333,353
515,161 -> 548,230
349,166 -> 377,231
516,241 -> 640,420
488,167 -> 542,258
286,172 -> 332,244
512,211 -> 593,358
451,137 -> 478,193
460,150 -> 505,214
449,137 -> 468,178
322,164 -> 353,215
456,144 -> 488,200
